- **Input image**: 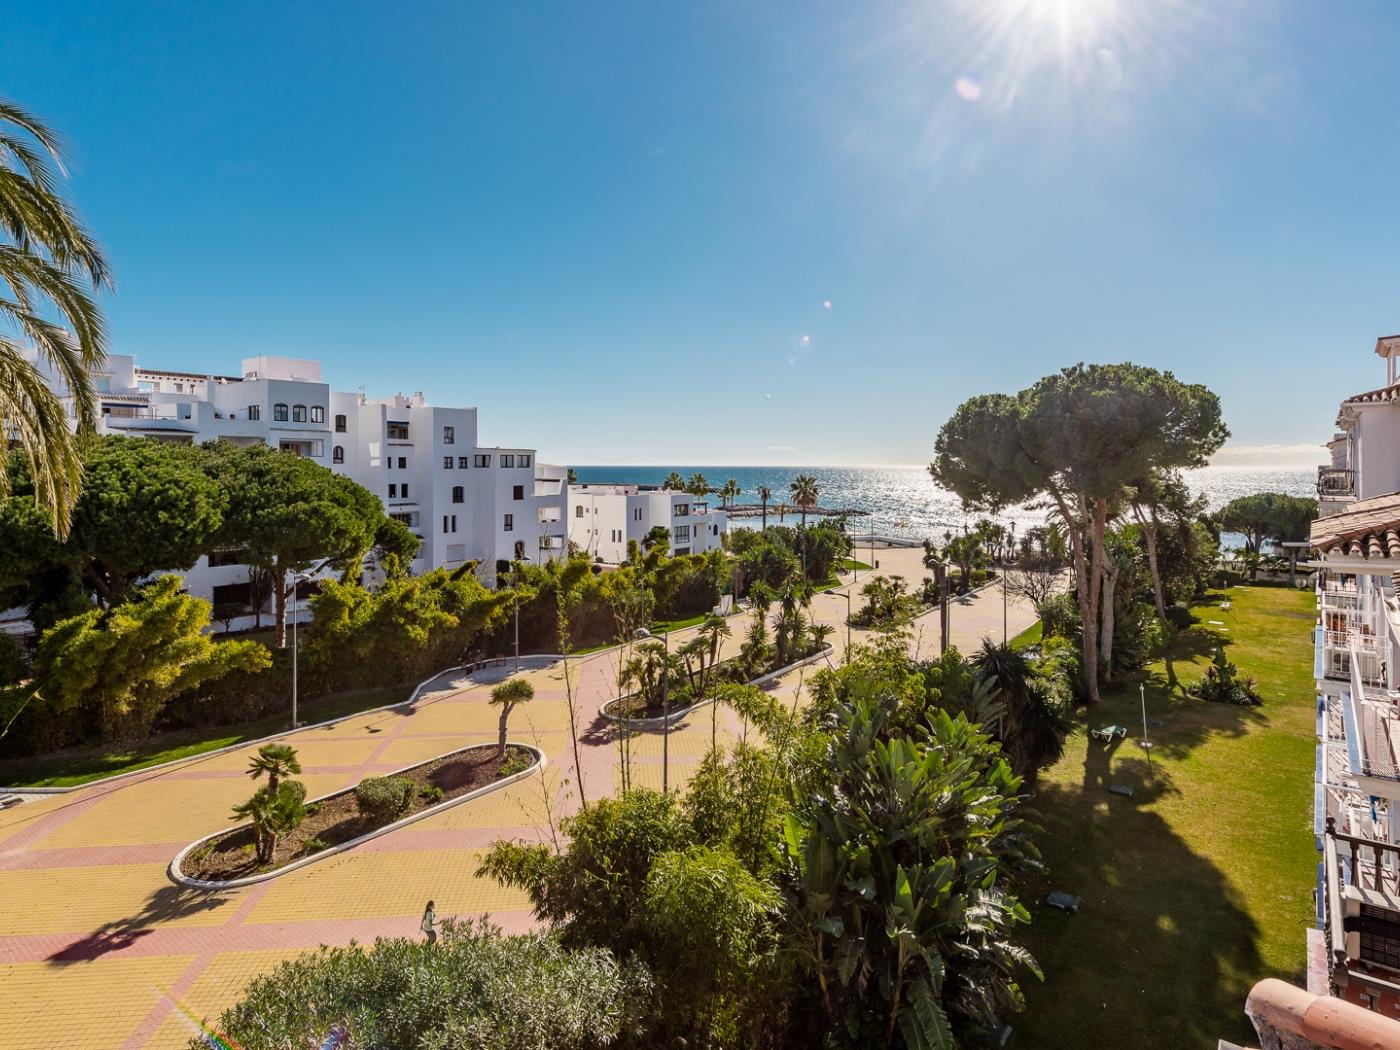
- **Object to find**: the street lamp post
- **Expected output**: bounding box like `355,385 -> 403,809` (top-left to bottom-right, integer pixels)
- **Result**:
633,627 -> 671,792
290,571 -> 312,730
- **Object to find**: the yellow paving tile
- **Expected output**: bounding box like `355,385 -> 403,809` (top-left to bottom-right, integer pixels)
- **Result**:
0,864 -> 245,936
0,955 -> 193,1050
35,774 -> 348,848
0,795 -> 71,849
246,848 -> 529,924
194,737 -> 382,772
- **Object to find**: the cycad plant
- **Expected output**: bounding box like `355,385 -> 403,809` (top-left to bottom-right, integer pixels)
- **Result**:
0,98 -> 112,537
234,744 -> 307,864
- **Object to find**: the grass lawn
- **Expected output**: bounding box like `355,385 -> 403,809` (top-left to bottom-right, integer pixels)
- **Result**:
0,682 -> 412,788
839,557 -> 873,571
1011,620 -> 1043,651
1016,585 -> 1316,1048
649,613 -> 708,635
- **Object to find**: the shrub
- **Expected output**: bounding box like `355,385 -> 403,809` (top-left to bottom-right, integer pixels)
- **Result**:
499,751 -> 532,777
355,775 -> 417,824
1188,644 -> 1262,706
194,919 -> 653,1050
301,837 -> 329,855
419,785 -> 445,803
1165,603 -> 1194,629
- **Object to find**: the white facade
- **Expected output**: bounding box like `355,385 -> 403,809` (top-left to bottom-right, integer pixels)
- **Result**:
26,351 -> 567,629
567,484 -> 727,563
1310,336 -> 1400,1010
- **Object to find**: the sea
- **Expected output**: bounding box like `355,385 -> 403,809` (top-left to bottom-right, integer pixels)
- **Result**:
570,465 -> 1315,543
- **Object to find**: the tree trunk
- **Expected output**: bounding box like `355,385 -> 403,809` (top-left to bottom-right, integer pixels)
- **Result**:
273,564 -> 288,649
1089,499 -> 1108,687
1053,492 -> 1101,705
1142,521 -> 1167,620
497,704 -> 510,758
1100,561 -> 1118,682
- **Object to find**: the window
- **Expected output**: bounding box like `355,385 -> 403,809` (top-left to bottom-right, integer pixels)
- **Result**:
398,456 -> 406,469
443,456 -> 453,469
501,454 -> 515,468
387,422 -> 409,440
247,405 -> 261,421
519,454 -> 531,467
335,413 -> 346,432
513,485 -> 524,501
292,404 -> 307,423
675,503 -> 690,517
273,403 -> 289,422
504,514 -> 514,532
442,514 -> 458,534
401,484 -> 409,499
310,406 -> 325,423
443,426 -> 455,445
712,524 -> 719,535
458,456 -> 470,469
333,446 -> 344,464
386,458 -> 393,470
211,582 -> 252,609
514,540 -> 525,560
634,508 -> 642,521
1359,906 -> 1400,970
388,484 -> 398,498
475,454 -> 491,468
452,486 -> 464,503
207,548 -> 248,567
675,525 -> 691,543
576,505 -> 585,517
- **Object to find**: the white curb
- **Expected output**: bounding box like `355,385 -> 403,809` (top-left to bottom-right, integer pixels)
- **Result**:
168,742 -> 546,890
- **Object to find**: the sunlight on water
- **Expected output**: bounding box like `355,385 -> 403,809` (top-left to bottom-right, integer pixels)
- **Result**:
571,464 -> 1314,541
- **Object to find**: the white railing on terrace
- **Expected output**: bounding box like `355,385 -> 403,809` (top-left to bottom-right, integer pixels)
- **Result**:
1326,628 -> 1382,652
1318,466 -> 1357,498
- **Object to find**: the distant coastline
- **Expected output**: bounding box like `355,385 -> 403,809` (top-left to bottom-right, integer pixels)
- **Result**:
570,464 -> 1314,541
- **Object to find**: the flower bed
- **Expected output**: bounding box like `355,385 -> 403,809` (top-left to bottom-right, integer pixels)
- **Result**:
175,743 -> 537,885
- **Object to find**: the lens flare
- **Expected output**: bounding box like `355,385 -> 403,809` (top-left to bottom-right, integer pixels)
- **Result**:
954,75 -> 983,101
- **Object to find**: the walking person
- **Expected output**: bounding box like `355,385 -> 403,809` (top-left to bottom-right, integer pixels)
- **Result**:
421,900 -> 438,945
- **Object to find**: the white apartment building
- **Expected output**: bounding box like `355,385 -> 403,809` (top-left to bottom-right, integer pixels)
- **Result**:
1309,335 -> 1400,1018
567,484 -> 727,563
24,351 -> 567,629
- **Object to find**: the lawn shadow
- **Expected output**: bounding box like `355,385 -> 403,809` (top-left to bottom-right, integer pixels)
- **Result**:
46,883 -> 231,963
1019,781 -> 1264,1048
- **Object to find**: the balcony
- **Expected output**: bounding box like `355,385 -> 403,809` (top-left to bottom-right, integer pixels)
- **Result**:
1323,821 -> 1400,994
538,535 -> 565,552
1319,467 -> 1357,498
538,506 -> 562,525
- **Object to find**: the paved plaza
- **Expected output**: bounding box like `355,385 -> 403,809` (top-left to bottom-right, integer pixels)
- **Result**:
0,555 -> 1038,1049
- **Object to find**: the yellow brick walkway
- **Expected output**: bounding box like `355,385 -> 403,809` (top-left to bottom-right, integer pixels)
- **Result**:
0,569 -> 1039,1048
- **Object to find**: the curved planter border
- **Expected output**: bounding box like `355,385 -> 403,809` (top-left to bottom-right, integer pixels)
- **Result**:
597,643 -> 835,728
168,741 -> 546,890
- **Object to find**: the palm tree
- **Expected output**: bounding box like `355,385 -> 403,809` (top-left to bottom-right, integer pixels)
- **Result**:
489,676 -> 536,758
696,613 -> 731,695
566,466 -> 578,484
757,485 -> 772,530
662,471 -> 685,491
790,474 -> 820,528
719,478 -> 740,508
972,640 -> 1073,786
0,99 -> 112,538
687,472 -> 710,498
246,743 -> 301,797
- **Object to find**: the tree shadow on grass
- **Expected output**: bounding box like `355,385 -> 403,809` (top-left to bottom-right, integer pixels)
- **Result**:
46,883 -> 230,963
1018,778 -> 1264,1049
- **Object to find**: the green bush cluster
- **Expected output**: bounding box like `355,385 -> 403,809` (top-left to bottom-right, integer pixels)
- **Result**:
195,919 -> 653,1050
354,775 -> 417,824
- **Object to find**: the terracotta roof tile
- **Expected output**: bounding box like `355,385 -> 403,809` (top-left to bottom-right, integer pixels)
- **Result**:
1310,491 -> 1400,560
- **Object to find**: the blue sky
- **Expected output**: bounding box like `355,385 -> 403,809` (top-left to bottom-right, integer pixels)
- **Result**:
7,2 -> 1400,466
